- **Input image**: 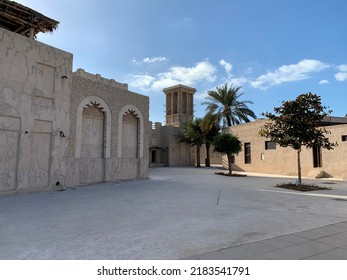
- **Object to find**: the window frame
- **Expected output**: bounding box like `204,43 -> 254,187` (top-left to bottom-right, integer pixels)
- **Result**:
265,141 -> 276,150
244,142 -> 251,164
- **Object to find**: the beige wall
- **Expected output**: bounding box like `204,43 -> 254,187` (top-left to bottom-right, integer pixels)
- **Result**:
199,144 -> 223,165
0,27 -> 73,194
68,70 -> 149,185
225,119 -> 347,180
0,27 -> 149,195
149,122 -> 194,167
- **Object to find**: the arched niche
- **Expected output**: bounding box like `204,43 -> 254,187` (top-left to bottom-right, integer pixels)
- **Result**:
75,96 -> 111,158
117,105 -> 144,158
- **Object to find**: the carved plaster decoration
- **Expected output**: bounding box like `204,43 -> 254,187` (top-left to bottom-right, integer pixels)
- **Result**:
82,102 -> 105,119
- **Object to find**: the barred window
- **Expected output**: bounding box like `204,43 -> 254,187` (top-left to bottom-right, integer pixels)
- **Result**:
244,143 -> 251,164
265,141 -> 276,150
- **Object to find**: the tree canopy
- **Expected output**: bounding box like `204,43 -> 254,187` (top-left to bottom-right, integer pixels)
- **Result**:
213,133 -> 242,175
259,92 -> 337,184
178,118 -> 205,167
202,83 -> 257,127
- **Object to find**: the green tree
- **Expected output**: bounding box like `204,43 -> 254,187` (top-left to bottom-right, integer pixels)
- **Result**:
259,93 -> 337,185
202,83 -> 257,127
178,118 -> 205,167
201,117 -> 220,167
213,133 -> 242,175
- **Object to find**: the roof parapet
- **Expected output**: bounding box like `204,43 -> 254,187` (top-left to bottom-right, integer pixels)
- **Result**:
74,68 -> 128,90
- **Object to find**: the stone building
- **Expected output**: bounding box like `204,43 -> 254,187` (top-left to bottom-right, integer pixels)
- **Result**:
149,84 -> 222,167
224,117 -> 347,180
164,84 -> 195,128
0,1 -> 149,195
149,85 -> 196,167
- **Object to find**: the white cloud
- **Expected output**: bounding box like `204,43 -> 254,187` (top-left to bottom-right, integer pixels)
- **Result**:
335,72 -> 347,82
194,91 -> 209,101
250,59 -> 330,90
219,59 -> 233,74
244,67 -> 253,74
318,79 -> 329,85
335,64 -> 347,82
337,64 -> 347,72
218,60 -> 250,87
143,56 -> 168,63
129,61 -> 217,91
129,74 -> 155,90
131,56 -> 168,65
131,57 -> 141,65
226,77 -> 249,87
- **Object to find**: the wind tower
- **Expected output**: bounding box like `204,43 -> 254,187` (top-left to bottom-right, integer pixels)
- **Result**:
163,84 -> 196,128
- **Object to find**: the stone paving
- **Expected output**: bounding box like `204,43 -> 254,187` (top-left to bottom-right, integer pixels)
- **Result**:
183,221 -> 347,260
1,167 -> 347,259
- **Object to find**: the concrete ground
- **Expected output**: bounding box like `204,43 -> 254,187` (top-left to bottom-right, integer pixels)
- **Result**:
1,166 -> 347,260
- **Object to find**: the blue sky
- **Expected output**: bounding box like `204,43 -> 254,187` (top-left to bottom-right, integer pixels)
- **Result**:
20,0 -> 347,123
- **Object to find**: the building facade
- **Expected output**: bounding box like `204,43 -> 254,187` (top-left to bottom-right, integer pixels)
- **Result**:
225,119 -> 347,180
0,3 -> 149,195
149,84 -> 222,167
163,84 -> 195,128
149,85 -> 196,167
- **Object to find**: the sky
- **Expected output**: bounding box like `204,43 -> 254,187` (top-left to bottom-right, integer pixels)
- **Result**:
19,0 -> 347,123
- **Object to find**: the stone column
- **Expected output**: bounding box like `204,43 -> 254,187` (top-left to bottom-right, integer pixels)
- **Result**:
171,92 -> 174,116
178,88 -> 182,115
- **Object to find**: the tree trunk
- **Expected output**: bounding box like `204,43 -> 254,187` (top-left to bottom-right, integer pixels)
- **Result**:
227,154 -> 232,175
226,115 -> 232,127
297,148 -> 302,186
196,144 -> 201,167
205,142 -> 211,167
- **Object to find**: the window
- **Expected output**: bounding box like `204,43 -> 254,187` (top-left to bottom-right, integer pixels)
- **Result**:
312,145 -> 322,168
265,141 -> 276,150
342,135 -> 347,142
244,142 -> 251,164
173,92 -> 178,114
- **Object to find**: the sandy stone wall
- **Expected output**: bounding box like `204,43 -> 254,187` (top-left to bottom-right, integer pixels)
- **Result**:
225,119 -> 347,179
68,69 -> 149,186
0,27 -> 149,195
149,122 -> 194,166
199,145 -> 222,165
0,27 -> 73,194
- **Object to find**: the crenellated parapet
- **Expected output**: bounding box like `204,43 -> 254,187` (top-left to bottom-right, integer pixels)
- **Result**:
74,68 -> 128,90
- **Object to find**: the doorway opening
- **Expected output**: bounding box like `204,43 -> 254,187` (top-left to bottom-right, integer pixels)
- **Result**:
313,145 -> 322,168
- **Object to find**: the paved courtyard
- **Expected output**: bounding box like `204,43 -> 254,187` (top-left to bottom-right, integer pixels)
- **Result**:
1,167 -> 347,259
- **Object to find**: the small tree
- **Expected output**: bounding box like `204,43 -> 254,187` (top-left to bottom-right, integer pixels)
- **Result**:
178,118 -> 205,167
213,133 -> 242,175
259,93 -> 337,185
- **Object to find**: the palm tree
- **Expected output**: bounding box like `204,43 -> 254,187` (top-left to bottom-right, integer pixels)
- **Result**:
202,83 -> 257,127
201,116 -> 220,167
178,118 -> 205,167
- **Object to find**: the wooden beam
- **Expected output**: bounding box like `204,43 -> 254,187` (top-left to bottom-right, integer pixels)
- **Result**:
0,1 -> 59,35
